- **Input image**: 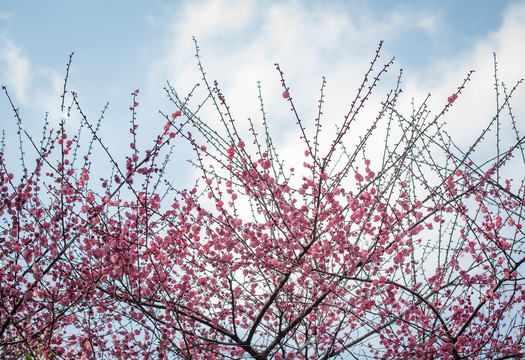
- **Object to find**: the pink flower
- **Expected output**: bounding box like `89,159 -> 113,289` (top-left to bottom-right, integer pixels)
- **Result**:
447,93 -> 458,103
227,144 -> 235,159
172,110 -> 182,119
282,90 -> 290,99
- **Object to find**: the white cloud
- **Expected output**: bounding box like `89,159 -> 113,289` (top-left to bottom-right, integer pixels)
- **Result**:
400,1 -> 525,150
148,0 -> 524,187
0,11 -> 15,21
0,36 -> 31,104
0,35 -> 63,121
150,0 -> 440,126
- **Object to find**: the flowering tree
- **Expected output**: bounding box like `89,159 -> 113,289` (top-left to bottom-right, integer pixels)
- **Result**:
1,42 -> 525,359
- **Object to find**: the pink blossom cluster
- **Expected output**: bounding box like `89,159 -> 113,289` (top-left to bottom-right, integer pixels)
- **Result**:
0,44 -> 524,359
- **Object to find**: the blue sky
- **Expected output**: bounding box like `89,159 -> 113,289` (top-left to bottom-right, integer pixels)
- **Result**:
1,0 -> 524,184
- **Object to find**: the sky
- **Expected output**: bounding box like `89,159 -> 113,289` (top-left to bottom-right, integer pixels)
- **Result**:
1,0 -> 524,186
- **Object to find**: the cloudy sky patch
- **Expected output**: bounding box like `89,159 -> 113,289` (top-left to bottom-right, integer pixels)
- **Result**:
0,0 -> 524,184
